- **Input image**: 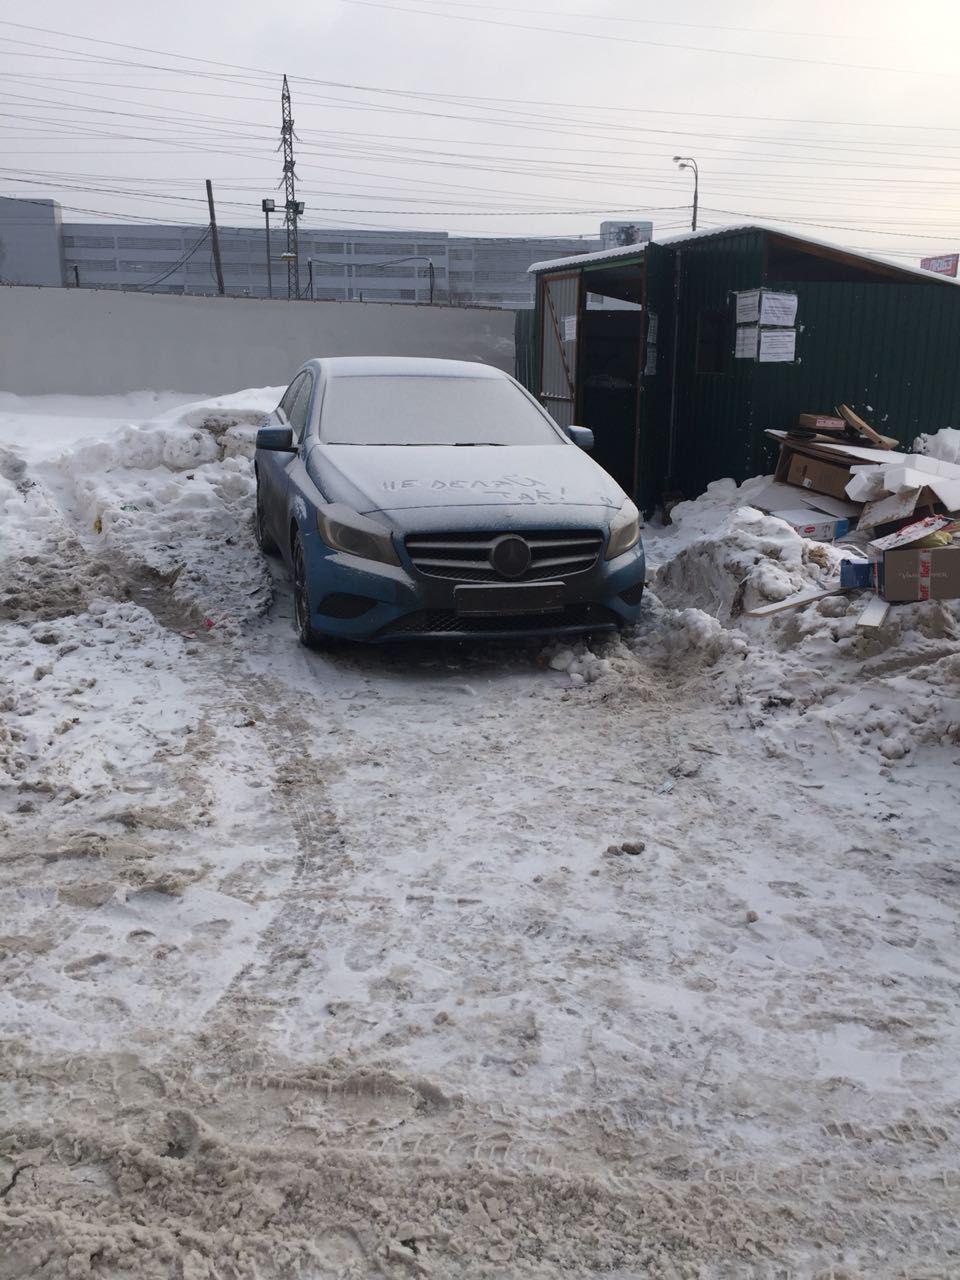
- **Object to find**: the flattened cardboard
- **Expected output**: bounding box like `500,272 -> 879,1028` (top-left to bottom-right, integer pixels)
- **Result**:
751,482 -> 860,519
766,430 -> 905,466
856,488 -> 925,531
769,510 -> 851,541
869,515 -> 955,553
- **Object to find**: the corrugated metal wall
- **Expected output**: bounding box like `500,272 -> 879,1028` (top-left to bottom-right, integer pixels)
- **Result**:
538,272 -> 580,428
668,231 -> 960,496
749,280 -> 960,476
529,229 -> 960,510
671,230 -> 765,498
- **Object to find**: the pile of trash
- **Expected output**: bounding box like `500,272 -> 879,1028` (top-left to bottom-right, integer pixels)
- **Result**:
729,406 -> 960,627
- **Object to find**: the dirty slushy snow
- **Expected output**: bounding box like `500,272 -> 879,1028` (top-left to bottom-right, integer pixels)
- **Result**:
2,392 -> 960,1278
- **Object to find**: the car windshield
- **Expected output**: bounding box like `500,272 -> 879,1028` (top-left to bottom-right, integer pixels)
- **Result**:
320,375 -> 565,446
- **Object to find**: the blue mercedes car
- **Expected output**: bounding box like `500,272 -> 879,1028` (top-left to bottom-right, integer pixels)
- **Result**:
254,357 -> 645,644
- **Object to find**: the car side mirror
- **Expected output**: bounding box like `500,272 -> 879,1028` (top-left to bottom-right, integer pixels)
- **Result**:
257,425 -> 296,452
566,424 -> 594,450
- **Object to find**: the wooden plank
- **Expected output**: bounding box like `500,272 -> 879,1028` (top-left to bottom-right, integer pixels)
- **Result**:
742,586 -> 845,617
836,403 -> 899,450
857,597 -> 891,628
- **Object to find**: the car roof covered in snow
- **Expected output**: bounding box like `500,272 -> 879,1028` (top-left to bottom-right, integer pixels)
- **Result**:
527,222 -> 960,287
316,356 -> 506,379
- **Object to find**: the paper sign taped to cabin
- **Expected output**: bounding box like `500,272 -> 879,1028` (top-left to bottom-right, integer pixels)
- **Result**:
735,325 -> 759,359
735,290 -> 760,324
758,328 -> 797,362
759,291 -> 798,326
562,315 -> 577,342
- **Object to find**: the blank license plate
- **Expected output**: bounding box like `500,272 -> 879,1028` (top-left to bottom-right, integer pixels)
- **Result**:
454,583 -> 564,616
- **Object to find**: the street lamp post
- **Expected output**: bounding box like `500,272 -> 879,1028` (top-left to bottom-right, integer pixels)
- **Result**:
261,198 -> 275,299
362,255 -> 436,303
673,156 -> 699,232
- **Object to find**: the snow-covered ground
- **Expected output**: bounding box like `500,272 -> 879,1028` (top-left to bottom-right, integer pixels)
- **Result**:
2,393 -> 960,1279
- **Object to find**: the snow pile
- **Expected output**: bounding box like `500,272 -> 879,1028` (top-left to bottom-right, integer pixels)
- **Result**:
0,390 -> 201,463
37,388 -> 283,629
643,474 -> 776,565
914,424 -> 960,464
655,506 -> 841,618
546,486 -> 960,766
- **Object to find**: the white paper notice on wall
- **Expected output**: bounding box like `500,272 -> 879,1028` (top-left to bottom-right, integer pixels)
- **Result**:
646,310 -> 659,343
758,328 -> 797,363
562,315 -> 577,342
735,325 -> 759,359
735,289 -> 761,324
759,291 -> 798,326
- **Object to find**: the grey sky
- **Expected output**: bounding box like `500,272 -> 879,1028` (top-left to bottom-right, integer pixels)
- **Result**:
1,0 -> 958,261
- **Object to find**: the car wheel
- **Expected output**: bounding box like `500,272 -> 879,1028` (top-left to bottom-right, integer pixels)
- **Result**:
292,534 -> 323,649
254,481 -> 279,555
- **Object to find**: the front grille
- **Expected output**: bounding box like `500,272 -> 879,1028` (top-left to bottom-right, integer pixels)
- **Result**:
404,529 -> 603,583
378,603 -> 619,638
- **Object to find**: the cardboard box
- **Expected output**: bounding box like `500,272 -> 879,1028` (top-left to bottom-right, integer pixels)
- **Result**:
840,559 -> 877,590
783,450 -> 856,500
769,509 -> 851,542
881,545 -> 960,602
798,414 -> 846,432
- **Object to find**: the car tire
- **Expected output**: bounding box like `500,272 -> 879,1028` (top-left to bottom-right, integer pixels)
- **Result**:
254,481 -> 279,555
292,534 -> 324,649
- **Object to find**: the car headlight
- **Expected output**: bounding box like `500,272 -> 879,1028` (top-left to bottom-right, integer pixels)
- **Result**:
605,499 -> 641,560
317,504 -> 400,566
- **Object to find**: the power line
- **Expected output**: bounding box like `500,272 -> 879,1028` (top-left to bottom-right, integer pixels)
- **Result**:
340,0 -> 949,78
3,23 -> 958,134
132,226 -> 210,289
411,0 -> 845,39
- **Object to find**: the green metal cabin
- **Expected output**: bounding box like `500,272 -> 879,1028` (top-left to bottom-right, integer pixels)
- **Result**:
522,225 -> 960,514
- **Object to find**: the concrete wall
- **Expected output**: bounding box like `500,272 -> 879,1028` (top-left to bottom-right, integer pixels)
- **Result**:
0,199 -> 64,288
0,286 -> 516,395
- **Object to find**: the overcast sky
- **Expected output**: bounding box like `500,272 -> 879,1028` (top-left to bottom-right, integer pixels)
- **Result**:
2,0 -> 959,260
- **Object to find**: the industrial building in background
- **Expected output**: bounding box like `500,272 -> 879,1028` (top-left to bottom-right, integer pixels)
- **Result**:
0,198 -> 651,309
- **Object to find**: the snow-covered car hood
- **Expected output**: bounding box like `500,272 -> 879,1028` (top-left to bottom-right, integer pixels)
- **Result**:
311,444 -> 626,515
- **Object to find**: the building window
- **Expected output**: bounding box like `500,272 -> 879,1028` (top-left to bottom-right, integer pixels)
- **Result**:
67,259 -> 116,272
119,260 -> 183,272
63,235 -> 115,249
352,242 -> 416,256
696,309 -> 727,374
117,237 -> 182,250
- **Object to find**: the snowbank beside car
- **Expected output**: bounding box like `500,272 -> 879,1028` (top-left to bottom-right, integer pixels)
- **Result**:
553,478 -> 960,769
32,389 -> 282,629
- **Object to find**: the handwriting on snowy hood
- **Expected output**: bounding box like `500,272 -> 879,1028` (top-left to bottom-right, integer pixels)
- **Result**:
381,475 -> 566,502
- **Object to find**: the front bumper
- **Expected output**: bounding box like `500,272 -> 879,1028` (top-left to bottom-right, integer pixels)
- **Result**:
299,523 -> 646,642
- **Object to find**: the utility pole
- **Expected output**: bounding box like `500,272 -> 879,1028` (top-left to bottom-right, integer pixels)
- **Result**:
72,265 -> 80,288
307,258 -> 315,300
261,198 -> 275,299
280,75 -> 302,301
205,178 -> 225,295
